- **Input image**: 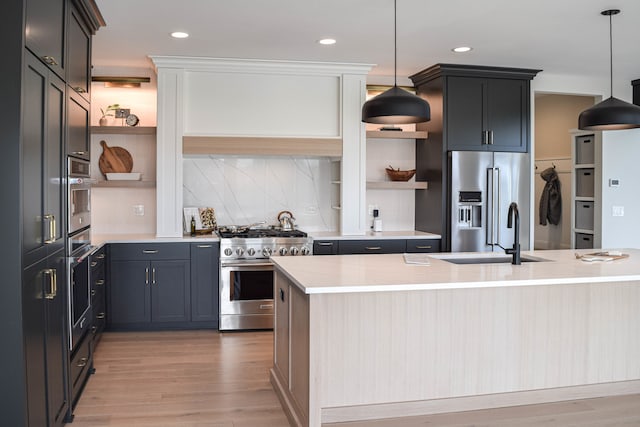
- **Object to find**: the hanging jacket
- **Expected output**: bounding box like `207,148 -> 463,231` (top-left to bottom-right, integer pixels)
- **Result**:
539,167 -> 561,226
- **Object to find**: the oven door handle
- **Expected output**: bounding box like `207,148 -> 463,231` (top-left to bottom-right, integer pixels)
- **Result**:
221,262 -> 274,269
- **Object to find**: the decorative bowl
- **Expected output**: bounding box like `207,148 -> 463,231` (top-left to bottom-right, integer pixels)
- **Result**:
385,167 -> 416,182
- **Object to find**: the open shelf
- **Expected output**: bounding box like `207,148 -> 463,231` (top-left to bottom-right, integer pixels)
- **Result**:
93,180 -> 156,188
91,126 -> 157,135
366,130 -> 428,139
366,181 -> 428,190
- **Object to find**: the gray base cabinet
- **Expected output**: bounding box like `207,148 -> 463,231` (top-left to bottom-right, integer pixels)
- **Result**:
314,239 -> 440,255
108,242 -> 219,330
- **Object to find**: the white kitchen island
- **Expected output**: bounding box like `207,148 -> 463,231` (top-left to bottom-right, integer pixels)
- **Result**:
270,249 -> 640,426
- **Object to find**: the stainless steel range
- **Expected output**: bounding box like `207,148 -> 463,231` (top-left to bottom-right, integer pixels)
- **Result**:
218,225 -> 312,331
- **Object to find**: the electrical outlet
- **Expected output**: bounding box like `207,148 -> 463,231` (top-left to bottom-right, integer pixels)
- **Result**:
612,206 -> 624,217
133,204 -> 145,216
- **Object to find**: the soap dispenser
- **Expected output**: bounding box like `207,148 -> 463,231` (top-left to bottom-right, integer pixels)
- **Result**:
372,209 -> 382,232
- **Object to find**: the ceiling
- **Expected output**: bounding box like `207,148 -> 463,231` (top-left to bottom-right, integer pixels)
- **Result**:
93,0 -> 640,91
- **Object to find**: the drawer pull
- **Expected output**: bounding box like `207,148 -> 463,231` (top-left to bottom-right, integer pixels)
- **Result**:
95,279 -> 105,286
91,289 -> 96,296
143,249 -> 159,254
90,261 -> 98,267
91,326 -> 97,333
96,312 -> 106,319
197,244 -> 212,248
415,245 -> 432,249
42,55 -> 59,66
259,304 -> 274,310
318,242 -> 334,246
365,246 -> 381,250
77,358 -> 87,368
96,254 -> 106,260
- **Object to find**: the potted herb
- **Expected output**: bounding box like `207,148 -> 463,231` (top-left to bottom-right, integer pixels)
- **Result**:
99,104 -> 121,126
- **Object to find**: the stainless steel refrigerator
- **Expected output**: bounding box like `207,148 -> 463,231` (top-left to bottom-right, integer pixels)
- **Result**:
450,151 -> 530,252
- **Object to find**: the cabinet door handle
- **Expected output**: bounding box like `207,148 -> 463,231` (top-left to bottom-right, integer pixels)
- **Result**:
482,130 -> 488,145
43,214 -> 56,244
96,312 -> 105,319
145,267 -> 149,285
152,267 -> 156,285
197,244 -> 212,248
73,87 -> 86,93
365,246 -> 382,251
43,269 -> 57,299
95,279 -> 105,286
42,55 -> 58,66
72,151 -> 88,156
143,249 -> 159,254
77,358 -> 87,368
279,288 -> 285,302
415,245 -> 432,249
318,242 -> 334,246
90,261 -> 98,267
488,130 -> 494,145
96,254 -> 105,260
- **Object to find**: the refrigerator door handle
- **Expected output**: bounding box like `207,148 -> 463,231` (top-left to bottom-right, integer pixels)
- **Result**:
486,167 -> 494,246
494,167 -> 500,245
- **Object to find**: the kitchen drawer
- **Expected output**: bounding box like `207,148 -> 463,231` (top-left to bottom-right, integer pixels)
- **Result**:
575,233 -> 594,249
575,134 -> 595,164
575,201 -> 594,230
575,168 -> 594,198
313,240 -> 338,255
405,239 -> 440,253
70,334 -> 92,407
110,243 -> 190,261
338,239 -> 405,255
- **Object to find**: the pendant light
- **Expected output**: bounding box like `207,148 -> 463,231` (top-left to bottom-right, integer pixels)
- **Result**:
362,0 -> 430,124
578,9 -> 640,130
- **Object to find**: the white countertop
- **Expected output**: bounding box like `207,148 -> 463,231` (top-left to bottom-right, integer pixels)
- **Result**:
91,233 -> 219,246
271,249 -> 640,294
309,230 -> 441,240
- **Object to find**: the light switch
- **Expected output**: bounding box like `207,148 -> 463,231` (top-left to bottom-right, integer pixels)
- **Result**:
612,206 -> 624,217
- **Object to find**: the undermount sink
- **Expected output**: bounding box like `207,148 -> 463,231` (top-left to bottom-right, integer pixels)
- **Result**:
433,254 -> 550,265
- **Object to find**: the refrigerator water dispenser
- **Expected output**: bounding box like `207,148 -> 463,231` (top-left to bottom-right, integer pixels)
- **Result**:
457,191 -> 482,229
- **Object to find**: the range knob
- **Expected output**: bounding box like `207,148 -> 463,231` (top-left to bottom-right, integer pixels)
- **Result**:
279,247 -> 288,256
301,246 -> 310,256
290,247 -> 299,256
247,248 -> 256,256
262,247 -> 273,257
235,248 -> 245,257
224,248 -> 233,256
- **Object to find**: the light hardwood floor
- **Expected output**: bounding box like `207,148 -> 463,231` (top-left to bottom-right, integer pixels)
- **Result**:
72,330 -> 640,427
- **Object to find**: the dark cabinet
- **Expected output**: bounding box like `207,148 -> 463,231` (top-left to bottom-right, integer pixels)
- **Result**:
67,90 -> 90,159
23,52 -> 66,266
313,240 -> 338,255
66,3 -> 91,100
109,243 -> 191,328
337,239 -> 406,255
446,76 -> 528,152
190,243 -> 220,325
22,249 -> 68,427
25,0 -> 66,77
90,246 -> 107,347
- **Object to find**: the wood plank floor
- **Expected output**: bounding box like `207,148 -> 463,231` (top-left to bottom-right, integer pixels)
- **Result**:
72,330 -> 640,427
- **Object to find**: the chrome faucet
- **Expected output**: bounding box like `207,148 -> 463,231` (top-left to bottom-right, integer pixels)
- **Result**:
505,202 -> 521,265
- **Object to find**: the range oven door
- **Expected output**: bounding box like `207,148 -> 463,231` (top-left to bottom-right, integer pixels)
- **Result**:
67,249 -> 92,350
220,261 -> 274,331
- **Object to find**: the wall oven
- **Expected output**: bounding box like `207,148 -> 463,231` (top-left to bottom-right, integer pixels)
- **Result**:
68,157 -> 91,234
67,228 -> 92,350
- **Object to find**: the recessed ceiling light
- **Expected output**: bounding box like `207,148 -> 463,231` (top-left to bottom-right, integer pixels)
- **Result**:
318,38 -> 336,45
452,46 -> 472,53
171,32 -> 189,39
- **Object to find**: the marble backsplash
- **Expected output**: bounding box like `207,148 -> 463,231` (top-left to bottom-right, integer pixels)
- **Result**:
183,156 -> 338,231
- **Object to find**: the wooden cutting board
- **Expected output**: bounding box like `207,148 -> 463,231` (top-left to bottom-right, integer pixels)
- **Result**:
99,140 -> 133,174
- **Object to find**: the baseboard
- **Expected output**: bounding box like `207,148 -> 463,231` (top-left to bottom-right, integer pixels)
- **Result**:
270,368 -> 302,427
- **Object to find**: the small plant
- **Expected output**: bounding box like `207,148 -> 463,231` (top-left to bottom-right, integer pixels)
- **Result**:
100,104 -> 121,119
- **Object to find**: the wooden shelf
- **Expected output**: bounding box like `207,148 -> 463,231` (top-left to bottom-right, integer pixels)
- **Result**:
93,180 -> 156,188
575,196 -> 595,201
366,181 -> 428,190
183,135 -> 342,157
574,163 -> 595,169
91,126 -> 157,135
573,228 -> 594,235
366,130 -> 428,139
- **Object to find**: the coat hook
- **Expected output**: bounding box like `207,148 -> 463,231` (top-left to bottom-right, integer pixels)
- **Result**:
552,162 -> 556,169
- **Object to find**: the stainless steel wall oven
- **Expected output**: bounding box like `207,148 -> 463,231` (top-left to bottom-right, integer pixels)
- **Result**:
68,156 -> 91,234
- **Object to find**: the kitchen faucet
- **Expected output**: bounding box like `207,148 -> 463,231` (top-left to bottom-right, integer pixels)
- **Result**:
505,202 -> 521,265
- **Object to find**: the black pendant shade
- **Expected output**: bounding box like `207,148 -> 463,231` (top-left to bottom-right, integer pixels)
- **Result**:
362,0 -> 430,125
361,85 -> 431,124
578,9 -> 640,130
579,96 -> 640,130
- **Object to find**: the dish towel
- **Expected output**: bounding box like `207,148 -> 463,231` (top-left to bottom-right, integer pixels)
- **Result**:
539,167 -> 561,225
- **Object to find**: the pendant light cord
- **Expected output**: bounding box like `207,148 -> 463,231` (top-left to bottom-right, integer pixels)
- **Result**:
609,12 -> 613,97
394,0 -> 397,87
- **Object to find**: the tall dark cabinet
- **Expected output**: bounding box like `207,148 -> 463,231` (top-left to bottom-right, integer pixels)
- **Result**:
409,64 -> 540,251
0,1 -> 103,425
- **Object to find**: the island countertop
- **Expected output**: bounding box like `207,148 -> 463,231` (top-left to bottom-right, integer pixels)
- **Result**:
271,248 -> 640,294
